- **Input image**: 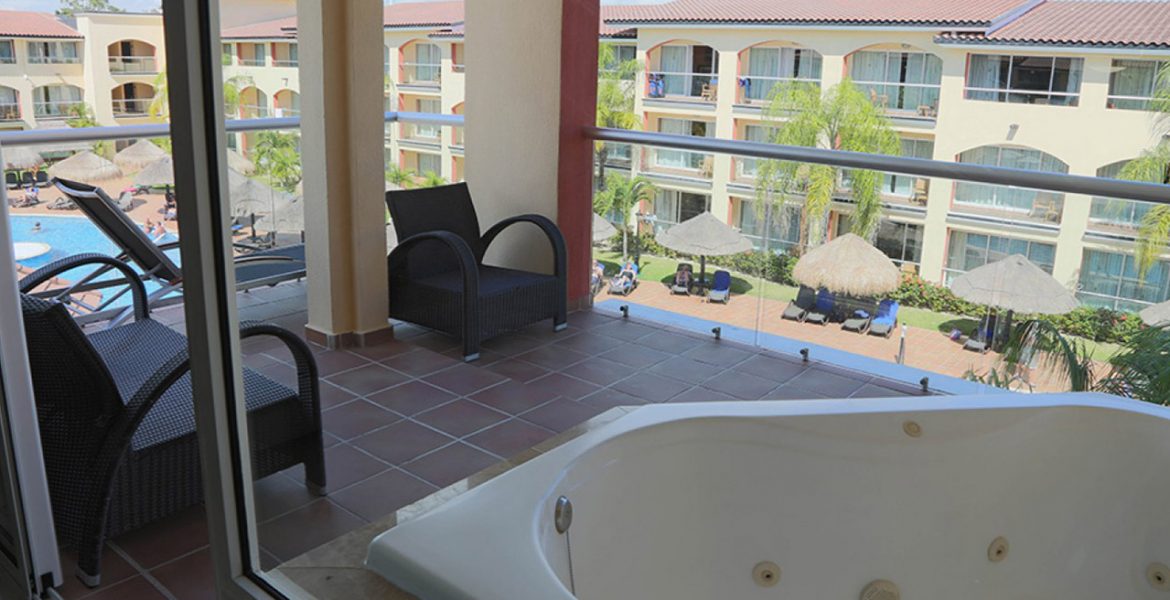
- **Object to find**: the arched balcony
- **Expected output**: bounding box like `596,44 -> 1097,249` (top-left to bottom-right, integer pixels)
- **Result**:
737,42 -> 822,105
108,39 -> 158,74
646,41 -> 718,103
1089,159 -> 1154,233
32,84 -> 82,119
112,82 -> 155,117
274,89 -> 300,117
239,87 -> 269,118
954,145 -> 1068,224
400,40 -> 441,87
0,86 -> 19,121
846,45 -> 942,118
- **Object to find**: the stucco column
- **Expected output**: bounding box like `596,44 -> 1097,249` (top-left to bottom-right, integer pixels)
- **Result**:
465,0 -> 597,307
298,0 -> 391,348
708,46 -> 738,222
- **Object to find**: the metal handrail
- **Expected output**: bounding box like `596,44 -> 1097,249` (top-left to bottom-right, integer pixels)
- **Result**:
0,111 -> 464,147
586,127 -> 1170,205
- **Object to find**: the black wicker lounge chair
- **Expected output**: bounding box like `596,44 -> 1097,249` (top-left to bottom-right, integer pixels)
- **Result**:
386,183 -> 567,361
36,178 -> 308,325
19,254 -> 325,587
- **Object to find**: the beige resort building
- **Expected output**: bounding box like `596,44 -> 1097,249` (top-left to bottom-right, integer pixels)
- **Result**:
2,0 -> 1170,313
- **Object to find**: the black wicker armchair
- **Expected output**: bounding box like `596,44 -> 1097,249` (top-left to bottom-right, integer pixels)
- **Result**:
18,254 -> 325,587
386,183 -> 567,361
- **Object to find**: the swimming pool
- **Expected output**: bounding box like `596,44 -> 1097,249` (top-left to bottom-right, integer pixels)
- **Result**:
10,214 -> 180,307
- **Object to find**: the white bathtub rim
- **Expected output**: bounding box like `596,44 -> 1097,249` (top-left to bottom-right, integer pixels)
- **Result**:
366,392 -> 1163,600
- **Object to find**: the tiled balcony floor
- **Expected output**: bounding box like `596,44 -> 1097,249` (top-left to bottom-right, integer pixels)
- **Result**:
61,281 -> 926,600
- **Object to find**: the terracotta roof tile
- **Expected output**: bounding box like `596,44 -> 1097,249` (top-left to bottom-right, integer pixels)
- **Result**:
942,1 -> 1170,48
383,1 -> 464,28
221,16 -> 297,40
601,0 -> 1034,26
0,10 -> 81,38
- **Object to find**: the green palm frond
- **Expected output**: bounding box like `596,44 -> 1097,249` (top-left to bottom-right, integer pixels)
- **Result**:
1000,319 -> 1095,392
1100,325 -> 1170,405
1121,141 -> 1170,277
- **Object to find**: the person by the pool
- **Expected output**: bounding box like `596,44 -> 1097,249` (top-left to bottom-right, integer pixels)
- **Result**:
31,221 -> 41,233
25,184 -> 38,204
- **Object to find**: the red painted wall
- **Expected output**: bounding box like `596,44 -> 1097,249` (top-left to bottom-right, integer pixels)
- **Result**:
557,0 -> 600,306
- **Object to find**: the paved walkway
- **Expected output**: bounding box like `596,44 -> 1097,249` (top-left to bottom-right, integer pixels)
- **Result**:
604,281 -> 1073,393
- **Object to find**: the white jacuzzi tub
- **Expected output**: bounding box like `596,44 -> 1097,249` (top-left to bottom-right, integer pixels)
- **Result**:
367,394 -> 1170,599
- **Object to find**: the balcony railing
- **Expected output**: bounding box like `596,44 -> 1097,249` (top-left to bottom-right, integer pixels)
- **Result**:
238,58 -> 266,67
0,103 -> 19,121
402,63 -> 441,86
647,71 -> 717,102
240,104 -> 270,118
273,59 -> 298,68
737,76 -> 819,105
32,100 -> 82,119
854,81 -> 941,118
27,55 -> 81,65
108,56 -> 158,74
112,98 -> 152,117
273,107 -> 299,117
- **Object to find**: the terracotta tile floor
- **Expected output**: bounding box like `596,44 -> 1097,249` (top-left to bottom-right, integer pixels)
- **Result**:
62,281 -> 929,599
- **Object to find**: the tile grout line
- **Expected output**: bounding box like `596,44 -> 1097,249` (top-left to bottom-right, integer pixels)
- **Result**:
104,541 -> 180,600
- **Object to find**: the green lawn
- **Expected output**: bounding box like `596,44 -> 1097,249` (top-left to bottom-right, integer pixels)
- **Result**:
597,251 -> 1120,361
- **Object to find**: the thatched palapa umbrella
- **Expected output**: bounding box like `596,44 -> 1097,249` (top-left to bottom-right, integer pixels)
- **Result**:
228,169 -> 297,235
3,146 -> 44,171
793,233 -> 901,296
226,149 -> 255,175
950,254 -> 1078,315
115,140 -> 168,172
593,213 -> 617,244
655,212 -> 752,286
1139,300 -> 1170,328
134,156 -> 175,188
47,150 -> 122,182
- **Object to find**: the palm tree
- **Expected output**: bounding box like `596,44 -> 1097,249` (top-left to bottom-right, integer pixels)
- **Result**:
420,171 -> 447,188
755,79 -> 900,251
974,318 -> 1170,405
148,72 -> 247,121
385,165 -> 415,189
594,172 -> 655,262
66,103 -> 113,158
251,131 -> 301,191
595,43 -> 640,190
1118,143 -> 1170,277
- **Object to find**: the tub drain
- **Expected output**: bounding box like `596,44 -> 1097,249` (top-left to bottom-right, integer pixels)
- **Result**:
988,536 -> 1009,563
752,561 -> 780,587
1148,563 -> 1170,592
860,579 -> 899,600
902,421 -> 922,438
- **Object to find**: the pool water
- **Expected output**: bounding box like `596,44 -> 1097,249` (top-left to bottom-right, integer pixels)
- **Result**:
10,214 -> 181,308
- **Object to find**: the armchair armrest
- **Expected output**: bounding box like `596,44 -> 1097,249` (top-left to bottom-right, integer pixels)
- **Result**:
239,321 -> 322,428
19,253 -> 150,322
481,214 -> 567,281
388,231 -> 481,359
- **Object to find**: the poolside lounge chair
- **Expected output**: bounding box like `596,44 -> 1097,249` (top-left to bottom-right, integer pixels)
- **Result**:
35,178 -> 307,325
386,182 -> 567,362
19,254 -> 324,587
963,314 -> 998,353
841,300 -> 876,334
805,289 -> 836,326
608,269 -> 637,296
781,285 -> 817,322
671,263 -> 693,295
35,170 -> 48,186
867,299 -> 900,338
5,172 -> 17,189
707,270 -> 731,304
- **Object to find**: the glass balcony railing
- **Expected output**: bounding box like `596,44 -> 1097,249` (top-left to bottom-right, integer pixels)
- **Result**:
589,126 -> 1170,395
0,103 -> 19,121
273,59 -> 298,67
737,76 -> 820,105
27,55 -> 81,65
32,100 -> 82,118
112,98 -> 152,116
108,56 -> 158,74
238,58 -> 266,67
647,71 -> 717,102
853,81 -> 941,118
402,63 -> 441,86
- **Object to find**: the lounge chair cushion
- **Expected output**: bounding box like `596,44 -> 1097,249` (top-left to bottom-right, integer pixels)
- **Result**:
781,303 -> 806,320
964,339 -> 989,353
842,317 -> 869,332
869,322 -> 894,337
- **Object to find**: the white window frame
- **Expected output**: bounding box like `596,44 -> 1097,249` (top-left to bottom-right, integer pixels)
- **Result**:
964,54 -> 1083,106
